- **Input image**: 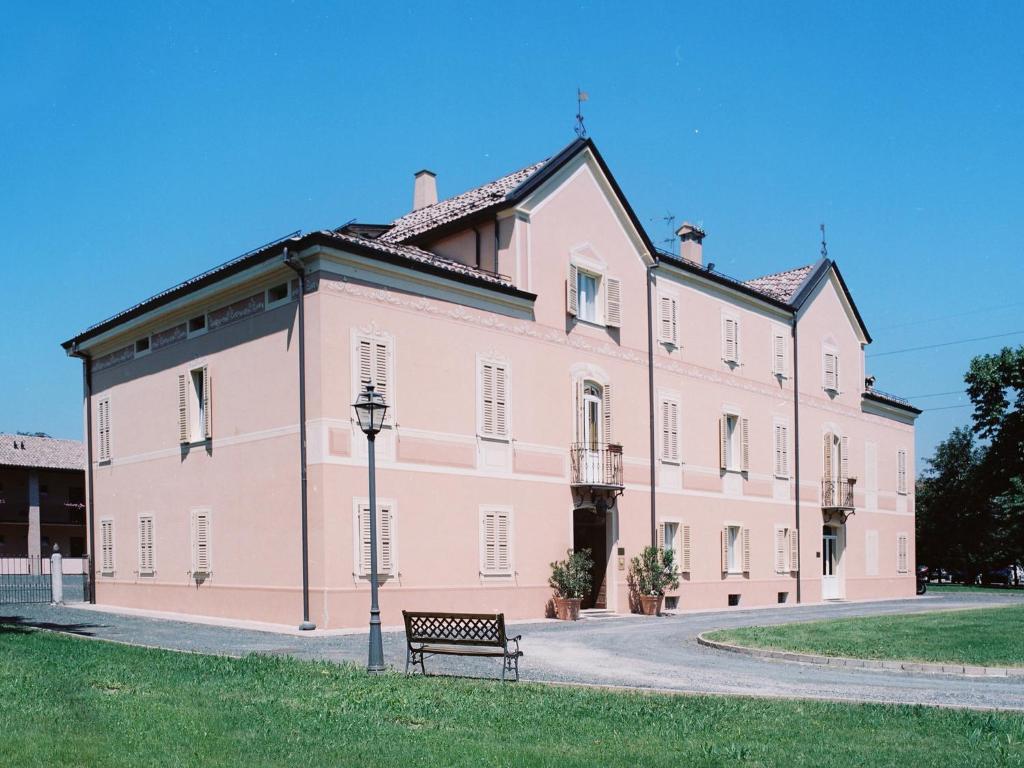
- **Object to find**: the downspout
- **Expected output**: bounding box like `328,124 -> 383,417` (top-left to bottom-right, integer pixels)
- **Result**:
473,226 -> 481,270
493,216 -> 500,274
792,310 -> 802,603
68,346 -> 96,603
646,260 -> 658,546
284,249 -> 316,631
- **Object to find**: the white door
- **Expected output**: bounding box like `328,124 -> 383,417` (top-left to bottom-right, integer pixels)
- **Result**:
582,384 -> 602,483
822,526 -> 842,599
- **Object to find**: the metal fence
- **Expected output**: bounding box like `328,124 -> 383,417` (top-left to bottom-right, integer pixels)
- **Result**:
0,555 -> 90,604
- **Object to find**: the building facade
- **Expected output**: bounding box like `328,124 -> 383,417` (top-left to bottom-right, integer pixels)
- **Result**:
63,138 -> 919,628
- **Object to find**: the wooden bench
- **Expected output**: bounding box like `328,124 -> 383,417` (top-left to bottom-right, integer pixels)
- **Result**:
402,610 -> 523,681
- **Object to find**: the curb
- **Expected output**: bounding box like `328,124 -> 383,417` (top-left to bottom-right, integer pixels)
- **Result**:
696,634 -> 1024,678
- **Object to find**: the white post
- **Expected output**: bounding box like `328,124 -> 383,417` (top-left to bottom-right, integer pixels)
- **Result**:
50,545 -> 64,605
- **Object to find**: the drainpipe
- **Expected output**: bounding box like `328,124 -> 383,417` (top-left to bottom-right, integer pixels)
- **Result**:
792,311 -> 802,603
284,249 -> 316,631
68,345 -> 96,604
473,227 -> 481,270
493,216 -> 501,274
646,260 -> 658,546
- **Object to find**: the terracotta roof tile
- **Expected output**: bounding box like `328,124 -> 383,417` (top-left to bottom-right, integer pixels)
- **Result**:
381,160 -> 548,244
0,434 -> 85,471
744,264 -> 815,303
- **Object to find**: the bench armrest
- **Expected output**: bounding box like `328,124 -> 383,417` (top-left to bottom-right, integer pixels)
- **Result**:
506,635 -> 522,654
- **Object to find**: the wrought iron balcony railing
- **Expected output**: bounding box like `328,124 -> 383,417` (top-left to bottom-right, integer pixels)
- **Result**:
569,443 -> 623,488
822,477 -> 856,510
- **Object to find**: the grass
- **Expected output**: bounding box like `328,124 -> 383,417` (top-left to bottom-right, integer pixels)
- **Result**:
1,627 -> 1023,767
707,605 -> 1024,667
928,583 -> 1023,594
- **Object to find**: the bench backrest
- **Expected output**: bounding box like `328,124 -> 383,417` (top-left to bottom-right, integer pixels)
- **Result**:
403,611 -> 507,647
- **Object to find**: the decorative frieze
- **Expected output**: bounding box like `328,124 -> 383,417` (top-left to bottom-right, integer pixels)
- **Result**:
93,344 -> 134,373
151,323 -> 187,351
208,292 -> 265,330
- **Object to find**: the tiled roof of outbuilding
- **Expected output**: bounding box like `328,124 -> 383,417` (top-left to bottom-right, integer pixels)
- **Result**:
744,264 -> 816,303
381,161 -> 548,244
0,434 -> 85,471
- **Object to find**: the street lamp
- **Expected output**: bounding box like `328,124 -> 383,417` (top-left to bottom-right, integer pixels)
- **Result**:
353,383 -> 388,672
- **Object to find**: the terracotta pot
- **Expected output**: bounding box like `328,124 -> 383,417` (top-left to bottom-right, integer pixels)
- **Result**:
553,597 -> 582,621
638,594 -> 663,616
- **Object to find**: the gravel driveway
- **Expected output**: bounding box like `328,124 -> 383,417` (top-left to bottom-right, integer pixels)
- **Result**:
4,591 -> 1023,710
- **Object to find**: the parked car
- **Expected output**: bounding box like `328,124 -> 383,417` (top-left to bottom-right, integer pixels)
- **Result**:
976,565 -> 1023,586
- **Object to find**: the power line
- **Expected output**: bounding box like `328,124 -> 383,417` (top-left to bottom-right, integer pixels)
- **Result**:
874,300 -> 1024,331
923,403 -> 974,412
905,389 -> 967,399
867,330 -> 1024,358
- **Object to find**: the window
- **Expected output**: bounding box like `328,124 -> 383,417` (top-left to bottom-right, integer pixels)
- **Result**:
577,270 -> 599,323
355,335 -> 393,419
823,349 -> 840,392
480,508 -> 512,575
722,315 -> 740,364
719,413 -> 749,472
659,295 -> 678,346
188,314 -> 207,336
135,337 -> 150,355
660,399 -> 680,463
97,398 -> 111,462
897,449 -> 908,495
179,366 -> 211,444
354,501 -> 396,577
566,263 -> 620,327
191,510 -> 211,577
896,533 -> 909,574
658,522 -> 691,573
773,422 -> 790,478
774,527 -> 794,574
721,525 -> 749,574
479,359 -> 509,439
100,518 -> 114,575
266,282 -> 290,307
772,330 -> 787,377
138,515 -> 155,576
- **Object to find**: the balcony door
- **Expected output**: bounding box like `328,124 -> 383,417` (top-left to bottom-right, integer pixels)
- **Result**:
582,382 -> 603,484
822,525 -> 844,599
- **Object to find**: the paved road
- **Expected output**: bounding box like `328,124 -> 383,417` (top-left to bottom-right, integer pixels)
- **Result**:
4,591 -> 1023,710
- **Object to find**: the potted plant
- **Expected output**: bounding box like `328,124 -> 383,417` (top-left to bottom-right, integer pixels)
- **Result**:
548,548 -> 593,620
629,546 -> 680,616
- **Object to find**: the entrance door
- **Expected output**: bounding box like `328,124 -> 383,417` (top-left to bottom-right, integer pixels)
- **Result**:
822,525 -> 842,600
573,508 -> 608,609
582,384 -> 603,484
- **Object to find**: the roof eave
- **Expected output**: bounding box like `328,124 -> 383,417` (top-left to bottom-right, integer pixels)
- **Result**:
657,252 -> 794,311
862,391 -> 922,416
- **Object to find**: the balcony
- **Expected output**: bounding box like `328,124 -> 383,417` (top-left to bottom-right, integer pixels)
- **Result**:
570,443 -> 623,489
822,477 -> 856,510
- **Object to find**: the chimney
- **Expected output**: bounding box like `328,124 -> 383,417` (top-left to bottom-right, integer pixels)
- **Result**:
413,169 -> 437,210
676,222 -> 705,266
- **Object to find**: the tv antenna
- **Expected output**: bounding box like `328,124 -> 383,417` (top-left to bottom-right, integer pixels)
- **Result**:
575,88 -> 589,138
820,223 -> 828,259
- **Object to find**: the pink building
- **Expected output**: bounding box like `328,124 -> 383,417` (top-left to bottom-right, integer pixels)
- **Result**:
62,138 -> 919,628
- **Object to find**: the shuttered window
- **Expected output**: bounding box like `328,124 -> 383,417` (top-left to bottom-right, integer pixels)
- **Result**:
604,277 -> 622,327
97,398 -> 111,462
774,423 -> 790,478
722,316 -> 740,363
567,263 -> 579,316
659,295 -> 678,346
191,510 -> 211,577
722,525 -> 748,574
789,529 -> 800,572
681,524 -> 692,573
138,515 -> 155,576
897,449 -> 908,495
355,336 -> 393,419
774,527 -> 788,574
356,503 -> 396,577
719,414 -> 748,471
824,351 -> 840,392
840,435 -> 850,480
661,399 -> 680,463
179,367 -> 211,444
772,332 -> 787,376
100,519 -> 114,575
479,360 -> 509,439
480,509 -> 512,575
896,533 -> 909,574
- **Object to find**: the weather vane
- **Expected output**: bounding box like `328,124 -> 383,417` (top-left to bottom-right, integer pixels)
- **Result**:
820,223 -> 828,259
575,88 -> 589,138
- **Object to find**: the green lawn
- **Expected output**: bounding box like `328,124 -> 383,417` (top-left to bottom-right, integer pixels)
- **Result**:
707,605 -> 1024,667
1,627 -> 1023,767
928,583 -> 1023,594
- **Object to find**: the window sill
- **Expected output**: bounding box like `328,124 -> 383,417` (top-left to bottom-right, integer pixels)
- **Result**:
573,317 -> 607,330
478,434 -> 511,444
480,572 -> 514,580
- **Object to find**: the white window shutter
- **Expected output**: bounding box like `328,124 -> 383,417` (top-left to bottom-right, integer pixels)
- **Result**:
897,450 -> 908,494
721,527 -> 729,573
374,342 -> 390,404
661,401 -> 670,460
780,426 -> 789,478
481,363 -> 495,437
669,402 -> 679,462
98,399 -> 111,462
789,529 -> 799,571
823,432 -> 834,479
202,366 -> 212,440
824,352 -> 836,391
574,378 -> 585,444
139,517 -> 154,575
742,527 -> 751,573
659,296 -> 678,345
602,383 -> 613,444
177,374 -> 189,444
656,523 -> 665,551
775,528 -> 786,574
774,425 -> 783,477
734,320 -> 741,362
567,263 -> 578,316
358,339 -> 373,388
835,354 -> 841,392
494,365 -> 508,437
192,511 -> 210,576
482,512 -> 496,572
605,277 -> 622,327
773,333 -> 786,376
840,435 -> 850,480
897,534 -> 908,573
100,519 -> 114,574
740,418 -> 750,472
496,512 -> 510,572
723,318 -> 737,362
681,525 -> 692,573
379,506 -> 393,575
719,416 -> 728,470
358,506 -> 372,576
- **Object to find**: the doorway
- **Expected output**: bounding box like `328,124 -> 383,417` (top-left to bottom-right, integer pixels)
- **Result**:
573,507 -> 608,609
581,382 -> 603,484
822,525 -> 844,600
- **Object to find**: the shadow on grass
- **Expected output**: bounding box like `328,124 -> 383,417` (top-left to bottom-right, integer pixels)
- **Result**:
0,614 -> 101,637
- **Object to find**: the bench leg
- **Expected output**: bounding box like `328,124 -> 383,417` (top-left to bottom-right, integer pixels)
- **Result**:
405,647 -> 411,675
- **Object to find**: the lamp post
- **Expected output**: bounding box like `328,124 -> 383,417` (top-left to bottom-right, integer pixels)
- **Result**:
353,383 -> 388,672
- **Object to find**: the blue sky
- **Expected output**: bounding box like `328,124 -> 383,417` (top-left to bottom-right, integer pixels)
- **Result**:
2,2 -> 1022,469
